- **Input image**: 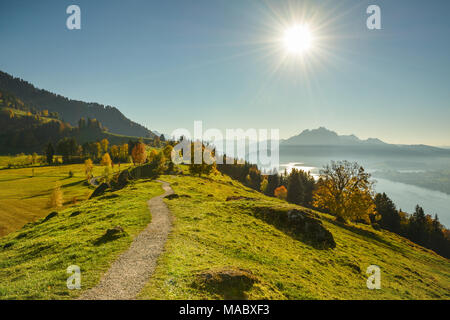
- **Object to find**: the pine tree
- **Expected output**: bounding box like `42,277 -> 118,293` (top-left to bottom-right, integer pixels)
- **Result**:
266,174 -> 280,196
45,143 -> 55,164
287,169 -> 304,205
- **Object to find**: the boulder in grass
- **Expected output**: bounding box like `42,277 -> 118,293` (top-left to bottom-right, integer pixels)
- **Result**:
193,267 -> 258,299
115,170 -> 131,189
287,209 -> 336,249
251,207 -> 336,249
89,183 -> 109,199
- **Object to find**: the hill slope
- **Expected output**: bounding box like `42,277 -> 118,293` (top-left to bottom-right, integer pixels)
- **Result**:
0,89 -> 153,153
0,171 -> 448,300
0,71 -> 154,138
138,174 -> 450,299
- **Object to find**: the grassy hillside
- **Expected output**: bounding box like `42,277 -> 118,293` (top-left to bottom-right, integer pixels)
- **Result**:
0,179 -> 163,299
0,169 -> 448,300
0,71 -> 155,138
138,173 -> 450,300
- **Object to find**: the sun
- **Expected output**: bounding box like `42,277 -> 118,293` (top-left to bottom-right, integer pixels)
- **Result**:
283,25 -> 313,54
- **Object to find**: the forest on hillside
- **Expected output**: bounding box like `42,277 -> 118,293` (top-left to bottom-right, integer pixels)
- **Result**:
0,71 -> 154,138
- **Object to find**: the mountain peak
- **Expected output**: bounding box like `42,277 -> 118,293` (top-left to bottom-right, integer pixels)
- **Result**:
283,127 -> 386,146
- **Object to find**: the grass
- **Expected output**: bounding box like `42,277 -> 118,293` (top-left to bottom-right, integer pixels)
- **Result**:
0,160 -> 132,237
138,173 -> 450,300
0,179 -> 163,299
1,164 -> 449,300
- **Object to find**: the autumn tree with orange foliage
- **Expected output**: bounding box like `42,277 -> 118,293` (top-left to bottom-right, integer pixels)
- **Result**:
131,142 -> 147,165
274,185 -> 288,200
313,161 -> 376,223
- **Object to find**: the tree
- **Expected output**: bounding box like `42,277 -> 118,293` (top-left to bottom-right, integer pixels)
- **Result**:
313,161 -> 376,223
31,152 -> 38,165
84,159 -> 93,180
374,193 -> 401,232
163,145 -> 174,172
148,149 -> 158,162
94,142 -> 102,160
100,138 -> 109,154
153,136 -> 161,148
162,144 -> 173,159
78,117 -> 86,129
102,165 -> 112,184
247,166 -> 262,190
298,170 -> 315,207
287,169 -> 304,205
119,144 -> 129,162
48,183 -> 63,208
45,143 -> 55,164
274,185 -> 288,200
56,138 -> 79,163
131,142 -> 147,165
408,205 -> 427,244
188,142 -> 215,177
101,153 -> 112,167
266,174 -> 280,196
149,150 -> 167,176
110,145 -> 119,161
260,177 -> 268,193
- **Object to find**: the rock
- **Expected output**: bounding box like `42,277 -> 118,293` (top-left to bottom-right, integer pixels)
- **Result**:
89,183 -> 109,199
287,209 -> 336,249
193,267 -> 257,299
251,207 -> 336,249
116,169 -> 131,189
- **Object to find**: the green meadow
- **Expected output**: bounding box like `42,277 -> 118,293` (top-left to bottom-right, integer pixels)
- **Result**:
139,174 -> 450,300
0,163 -> 449,300
0,179 -> 163,299
0,158 -> 132,237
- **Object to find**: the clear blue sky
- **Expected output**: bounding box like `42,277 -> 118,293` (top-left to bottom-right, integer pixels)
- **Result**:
1,0 -> 449,145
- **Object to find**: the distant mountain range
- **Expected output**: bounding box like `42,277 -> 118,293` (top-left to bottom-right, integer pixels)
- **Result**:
0,71 -> 155,138
281,127 -> 447,153
282,127 -> 387,146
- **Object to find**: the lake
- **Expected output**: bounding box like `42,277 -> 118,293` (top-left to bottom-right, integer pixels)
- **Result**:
279,162 -> 450,226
